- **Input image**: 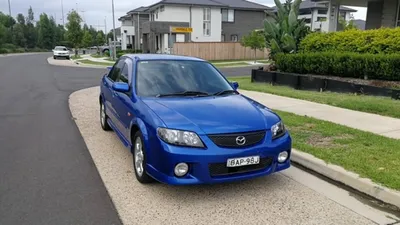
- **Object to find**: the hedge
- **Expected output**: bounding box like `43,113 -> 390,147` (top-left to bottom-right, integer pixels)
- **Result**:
275,52 -> 400,81
299,27 -> 400,54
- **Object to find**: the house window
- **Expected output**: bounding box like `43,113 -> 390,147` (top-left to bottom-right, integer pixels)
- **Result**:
299,11 -> 310,15
317,17 -> 327,22
397,0 -> 400,27
318,9 -> 328,14
203,8 -> 211,36
231,35 -> 238,42
304,18 -> 311,24
160,5 -> 165,12
221,9 -> 234,22
339,11 -> 346,20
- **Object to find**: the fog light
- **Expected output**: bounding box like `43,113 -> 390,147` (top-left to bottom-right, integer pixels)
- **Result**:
174,163 -> 189,177
278,151 -> 289,163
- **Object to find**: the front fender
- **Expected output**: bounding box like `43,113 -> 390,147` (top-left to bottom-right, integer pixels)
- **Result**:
129,118 -> 149,142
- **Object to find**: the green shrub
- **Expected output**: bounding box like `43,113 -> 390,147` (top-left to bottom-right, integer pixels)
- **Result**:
2,43 -> 17,51
299,27 -> 400,54
0,48 -> 9,54
275,52 -> 400,81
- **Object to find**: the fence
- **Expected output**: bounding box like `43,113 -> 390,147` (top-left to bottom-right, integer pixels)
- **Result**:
172,42 -> 269,61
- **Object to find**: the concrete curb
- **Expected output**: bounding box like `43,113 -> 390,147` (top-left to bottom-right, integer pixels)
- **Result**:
46,57 -> 106,69
291,149 -> 400,209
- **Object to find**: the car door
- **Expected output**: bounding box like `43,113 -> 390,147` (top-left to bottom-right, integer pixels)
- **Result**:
103,58 -> 125,128
112,58 -> 135,143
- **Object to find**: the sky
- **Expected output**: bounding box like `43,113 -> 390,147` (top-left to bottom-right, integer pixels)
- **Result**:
0,0 -> 367,33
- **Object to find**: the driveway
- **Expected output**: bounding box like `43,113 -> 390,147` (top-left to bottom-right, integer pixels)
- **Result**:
0,53 -> 260,225
0,53 -> 396,225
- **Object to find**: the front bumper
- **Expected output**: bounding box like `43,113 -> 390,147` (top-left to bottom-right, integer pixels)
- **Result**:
145,131 -> 292,185
54,53 -> 70,57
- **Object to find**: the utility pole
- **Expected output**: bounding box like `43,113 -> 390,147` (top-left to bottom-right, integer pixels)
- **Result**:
61,0 -> 65,26
104,16 -> 107,44
111,0 -> 117,60
81,10 -> 86,23
7,0 -> 11,16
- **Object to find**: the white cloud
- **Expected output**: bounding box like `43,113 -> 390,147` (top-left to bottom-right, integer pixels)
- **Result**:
0,0 -> 366,33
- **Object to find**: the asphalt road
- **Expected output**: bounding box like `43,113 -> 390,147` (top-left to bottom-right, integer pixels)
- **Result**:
0,53 -> 254,225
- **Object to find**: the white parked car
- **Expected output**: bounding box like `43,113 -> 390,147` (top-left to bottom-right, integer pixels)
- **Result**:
52,46 -> 70,60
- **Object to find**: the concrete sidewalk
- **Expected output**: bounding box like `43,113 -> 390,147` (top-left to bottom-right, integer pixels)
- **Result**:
239,89 -> 400,139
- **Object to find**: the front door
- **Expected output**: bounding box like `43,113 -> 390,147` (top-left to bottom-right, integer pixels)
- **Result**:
103,59 -> 125,127
112,58 -> 135,143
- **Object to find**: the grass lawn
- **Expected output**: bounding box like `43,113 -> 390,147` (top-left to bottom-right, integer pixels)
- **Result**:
277,110 -> 400,190
71,55 -> 81,60
78,59 -> 114,66
214,62 -> 251,68
209,59 -> 270,63
90,54 -> 105,58
230,77 -> 400,119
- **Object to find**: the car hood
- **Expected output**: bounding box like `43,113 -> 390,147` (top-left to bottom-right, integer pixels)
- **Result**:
142,94 -> 279,134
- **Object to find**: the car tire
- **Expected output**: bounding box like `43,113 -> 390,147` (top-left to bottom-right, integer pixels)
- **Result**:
53,56 -> 56,59
132,131 -> 154,184
66,56 -> 70,60
100,101 -> 112,131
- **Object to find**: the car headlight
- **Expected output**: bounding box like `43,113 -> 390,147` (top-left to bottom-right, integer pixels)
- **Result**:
157,128 -> 204,148
271,121 -> 286,140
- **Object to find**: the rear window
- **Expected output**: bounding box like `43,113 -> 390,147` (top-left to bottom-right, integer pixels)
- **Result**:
55,47 -> 67,51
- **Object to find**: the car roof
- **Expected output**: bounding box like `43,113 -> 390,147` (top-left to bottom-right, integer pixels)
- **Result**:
125,54 -> 206,62
55,46 -> 67,48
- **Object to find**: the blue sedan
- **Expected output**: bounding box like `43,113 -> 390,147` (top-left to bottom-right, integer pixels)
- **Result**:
99,54 -> 291,185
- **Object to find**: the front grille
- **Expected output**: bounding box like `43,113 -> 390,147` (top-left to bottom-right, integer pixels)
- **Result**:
209,157 -> 273,177
208,130 -> 266,148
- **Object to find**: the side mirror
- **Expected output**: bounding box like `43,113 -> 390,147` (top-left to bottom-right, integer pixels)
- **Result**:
231,82 -> 239,90
112,82 -> 130,92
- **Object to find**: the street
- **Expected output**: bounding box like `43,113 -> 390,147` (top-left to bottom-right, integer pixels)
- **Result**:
0,53 -> 397,225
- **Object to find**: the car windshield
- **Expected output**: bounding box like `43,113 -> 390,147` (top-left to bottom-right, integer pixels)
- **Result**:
55,47 -> 67,51
136,60 -> 234,97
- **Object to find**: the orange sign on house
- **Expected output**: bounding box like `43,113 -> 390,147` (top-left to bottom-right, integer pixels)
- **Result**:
170,27 -> 193,33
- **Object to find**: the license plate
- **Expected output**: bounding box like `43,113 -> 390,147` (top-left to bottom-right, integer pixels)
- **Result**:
226,156 -> 260,167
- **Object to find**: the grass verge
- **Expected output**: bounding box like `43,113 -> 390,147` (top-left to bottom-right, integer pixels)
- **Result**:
230,77 -> 400,119
71,55 -> 82,60
214,62 -> 251,68
90,54 -> 105,58
277,109 -> 400,190
77,59 -> 114,66
209,59 -> 270,63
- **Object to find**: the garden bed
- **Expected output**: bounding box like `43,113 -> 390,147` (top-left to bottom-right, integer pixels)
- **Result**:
252,69 -> 400,100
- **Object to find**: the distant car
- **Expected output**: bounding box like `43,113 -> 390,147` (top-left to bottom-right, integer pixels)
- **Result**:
99,54 -> 292,185
52,46 -> 70,60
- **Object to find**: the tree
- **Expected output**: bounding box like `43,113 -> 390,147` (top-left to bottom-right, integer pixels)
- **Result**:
37,13 -> 54,49
338,17 -> 358,31
65,10 -> 83,49
264,0 -> 310,60
0,23 -> 6,47
240,30 -> 266,63
95,30 -> 105,49
12,24 -> 26,48
25,6 -> 37,48
82,30 -> 92,48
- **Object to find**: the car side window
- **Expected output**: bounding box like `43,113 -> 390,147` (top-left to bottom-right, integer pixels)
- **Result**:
119,63 -> 129,84
107,59 -> 125,82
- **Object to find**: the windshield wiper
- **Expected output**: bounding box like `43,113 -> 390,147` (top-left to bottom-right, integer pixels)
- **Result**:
212,90 -> 238,96
156,91 -> 209,98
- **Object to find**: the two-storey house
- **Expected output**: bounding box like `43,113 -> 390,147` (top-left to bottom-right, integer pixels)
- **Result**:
119,0 -> 271,53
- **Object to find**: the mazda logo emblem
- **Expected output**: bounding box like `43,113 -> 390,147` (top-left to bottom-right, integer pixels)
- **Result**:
235,136 -> 246,145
